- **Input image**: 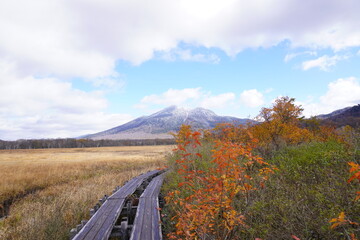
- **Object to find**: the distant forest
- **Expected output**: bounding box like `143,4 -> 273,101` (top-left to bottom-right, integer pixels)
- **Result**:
0,138 -> 175,150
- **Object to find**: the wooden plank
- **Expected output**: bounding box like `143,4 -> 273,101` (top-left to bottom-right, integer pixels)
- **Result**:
141,173 -> 164,198
109,170 -> 160,199
73,170 -> 160,240
130,173 -> 165,240
73,198 -> 124,240
92,199 -> 126,239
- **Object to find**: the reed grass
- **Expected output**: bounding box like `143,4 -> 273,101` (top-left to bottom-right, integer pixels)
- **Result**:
0,145 -> 171,240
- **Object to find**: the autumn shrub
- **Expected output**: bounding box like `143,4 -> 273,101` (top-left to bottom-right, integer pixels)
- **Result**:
163,125 -> 276,239
248,97 -> 313,157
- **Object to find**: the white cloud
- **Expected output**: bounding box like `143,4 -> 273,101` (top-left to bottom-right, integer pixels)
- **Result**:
83,0 -> 360,58
0,1 -> 116,79
137,88 -> 236,109
284,51 -> 317,62
91,76 -> 125,90
264,88 -> 274,93
139,88 -> 202,106
1,0 -> 360,81
320,77 -> 360,108
200,93 -> 235,108
160,49 -> 220,64
240,89 -> 265,107
284,53 -> 298,63
302,77 -> 360,117
0,112 -> 132,140
0,61 -> 132,140
301,55 -> 348,71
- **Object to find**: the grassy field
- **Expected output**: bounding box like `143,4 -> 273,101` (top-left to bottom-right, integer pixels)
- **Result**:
0,145 -> 171,240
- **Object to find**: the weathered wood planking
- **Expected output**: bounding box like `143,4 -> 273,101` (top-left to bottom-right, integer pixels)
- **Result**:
73,170 -> 160,240
109,170 -> 161,200
130,173 -> 165,240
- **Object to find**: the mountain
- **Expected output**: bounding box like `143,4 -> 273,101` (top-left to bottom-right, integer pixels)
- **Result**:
317,104 -> 360,128
317,107 -> 352,119
84,106 -> 252,140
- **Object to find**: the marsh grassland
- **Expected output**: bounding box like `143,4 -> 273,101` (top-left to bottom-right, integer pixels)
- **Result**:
0,145 -> 171,240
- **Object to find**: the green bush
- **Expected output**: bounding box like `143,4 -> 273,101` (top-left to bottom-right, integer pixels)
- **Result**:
242,141 -> 359,239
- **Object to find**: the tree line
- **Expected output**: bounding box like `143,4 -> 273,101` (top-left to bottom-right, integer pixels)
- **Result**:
0,138 -> 175,150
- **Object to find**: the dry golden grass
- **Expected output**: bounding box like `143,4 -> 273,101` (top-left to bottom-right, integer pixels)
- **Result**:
0,145 -> 171,240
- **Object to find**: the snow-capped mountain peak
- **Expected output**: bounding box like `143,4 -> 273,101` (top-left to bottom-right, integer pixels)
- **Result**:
84,106 -> 252,140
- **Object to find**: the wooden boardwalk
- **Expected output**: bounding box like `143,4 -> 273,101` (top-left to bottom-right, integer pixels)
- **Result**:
130,173 -> 165,240
72,170 -> 161,240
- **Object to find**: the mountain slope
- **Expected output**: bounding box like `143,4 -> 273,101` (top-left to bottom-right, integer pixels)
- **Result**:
317,107 -> 352,119
318,104 -> 360,128
85,106 -> 252,140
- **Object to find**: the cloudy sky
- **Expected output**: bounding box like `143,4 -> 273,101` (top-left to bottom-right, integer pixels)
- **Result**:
1,0 -> 360,140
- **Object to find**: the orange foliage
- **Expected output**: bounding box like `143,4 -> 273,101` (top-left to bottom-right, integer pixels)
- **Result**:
212,122 -> 254,144
330,212 -> 359,230
330,162 -> 360,239
166,125 -> 276,239
348,162 -> 360,201
249,97 -> 314,154
171,124 -> 195,146
209,97 -> 341,156
246,96 -> 342,155
348,162 -> 360,183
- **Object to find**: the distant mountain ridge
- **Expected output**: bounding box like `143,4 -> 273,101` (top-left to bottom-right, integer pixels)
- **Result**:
318,104 -> 360,128
317,107 -> 353,119
84,106 -> 252,140
84,104 -> 360,140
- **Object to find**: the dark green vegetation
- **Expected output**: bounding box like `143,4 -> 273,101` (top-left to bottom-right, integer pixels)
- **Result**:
0,138 -> 174,150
